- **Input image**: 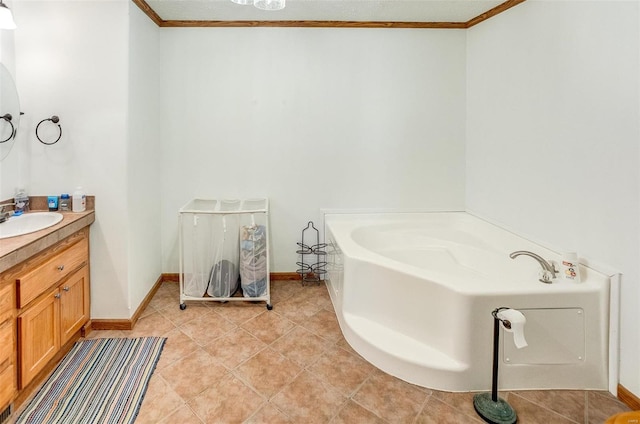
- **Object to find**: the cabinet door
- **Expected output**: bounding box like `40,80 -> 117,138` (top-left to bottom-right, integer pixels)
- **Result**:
0,311 -> 15,409
0,364 -> 15,410
59,266 -> 90,346
18,290 -> 60,388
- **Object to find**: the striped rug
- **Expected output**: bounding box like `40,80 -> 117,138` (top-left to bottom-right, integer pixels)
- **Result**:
16,337 -> 166,424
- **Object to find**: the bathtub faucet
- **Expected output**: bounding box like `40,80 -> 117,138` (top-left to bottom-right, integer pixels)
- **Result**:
509,250 -> 557,284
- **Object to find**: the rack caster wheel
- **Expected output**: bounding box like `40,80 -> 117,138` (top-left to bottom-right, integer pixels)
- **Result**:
266,304 -> 273,310
180,303 -> 187,310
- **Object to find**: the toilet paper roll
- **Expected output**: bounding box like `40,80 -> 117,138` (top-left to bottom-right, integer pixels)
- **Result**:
497,308 -> 528,349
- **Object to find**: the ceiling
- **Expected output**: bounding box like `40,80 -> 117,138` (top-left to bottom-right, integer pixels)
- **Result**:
135,0 -> 526,28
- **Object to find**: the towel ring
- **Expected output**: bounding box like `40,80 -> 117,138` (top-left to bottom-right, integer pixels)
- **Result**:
0,113 -> 15,143
36,115 -> 62,145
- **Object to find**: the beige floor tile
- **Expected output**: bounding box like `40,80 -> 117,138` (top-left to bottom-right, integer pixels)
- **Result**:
269,280 -> 305,304
271,370 -> 347,424
158,404 -> 204,424
155,327 -> 201,370
298,283 -> 333,309
158,348 -> 229,401
270,325 -> 333,367
178,312 -> 237,346
129,310 -> 177,337
431,390 -> 479,419
240,310 -> 296,344
188,374 -> 263,423
150,290 -> 179,310
158,281 -> 180,293
202,327 -> 267,369
353,370 -> 430,424
234,347 -> 302,398
308,345 -> 376,396
505,392 -> 578,423
135,374 -> 185,423
330,400 -> 386,424
15,281 -> 634,424
334,334 -> 359,356
300,308 -> 342,342
587,391 -> 632,423
210,302 -> 267,325
139,304 -> 157,319
244,403 -> 293,424
273,294 -> 324,323
512,390 -> 586,423
158,301 -> 214,327
416,396 -> 484,424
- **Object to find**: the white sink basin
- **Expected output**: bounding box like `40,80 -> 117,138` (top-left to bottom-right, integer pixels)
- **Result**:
0,212 -> 64,239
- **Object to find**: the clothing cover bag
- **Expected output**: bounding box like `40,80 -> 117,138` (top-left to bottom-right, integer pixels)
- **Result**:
239,224 -> 267,297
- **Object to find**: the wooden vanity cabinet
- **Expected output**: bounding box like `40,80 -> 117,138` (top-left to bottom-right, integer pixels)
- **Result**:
0,283 -> 16,411
18,266 -> 89,387
11,228 -> 91,389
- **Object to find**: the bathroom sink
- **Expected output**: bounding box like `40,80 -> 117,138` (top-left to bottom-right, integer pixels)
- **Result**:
0,212 -> 64,239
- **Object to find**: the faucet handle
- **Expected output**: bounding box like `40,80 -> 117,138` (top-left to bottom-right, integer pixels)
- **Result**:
538,269 -> 554,284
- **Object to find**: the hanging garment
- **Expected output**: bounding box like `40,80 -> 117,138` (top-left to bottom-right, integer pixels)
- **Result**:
240,225 -> 267,297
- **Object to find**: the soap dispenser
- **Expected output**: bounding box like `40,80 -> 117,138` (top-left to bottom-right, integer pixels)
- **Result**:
560,252 -> 581,283
72,187 -> 86,212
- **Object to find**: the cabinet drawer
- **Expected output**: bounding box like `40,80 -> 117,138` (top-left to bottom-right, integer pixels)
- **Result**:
17,238 -> 88,308
0,362 -> 15,408
0,313 -> 13,365
0,283 -> 13,313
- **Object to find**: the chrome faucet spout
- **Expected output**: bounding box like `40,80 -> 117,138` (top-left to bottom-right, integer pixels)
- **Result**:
0,202 -> 15,223
510,250 -> 557,283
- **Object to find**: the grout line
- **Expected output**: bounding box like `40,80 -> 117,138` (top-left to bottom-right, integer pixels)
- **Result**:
508,391 -> 582,424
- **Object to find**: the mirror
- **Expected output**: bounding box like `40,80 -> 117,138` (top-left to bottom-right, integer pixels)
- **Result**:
0,62 -> 20,161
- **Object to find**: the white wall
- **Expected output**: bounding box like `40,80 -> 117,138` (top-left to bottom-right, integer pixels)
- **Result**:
158,28 -> 467,272
127,3 -> 162,315
13,0 -> 132,319
0,0 -> 18,199
466,0 -> 640,396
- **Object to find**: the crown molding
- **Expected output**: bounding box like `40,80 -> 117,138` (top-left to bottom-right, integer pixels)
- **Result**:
132,0 -> 526,29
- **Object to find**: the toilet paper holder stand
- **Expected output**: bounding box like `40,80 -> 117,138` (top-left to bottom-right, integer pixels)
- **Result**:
473,306 -> 519,424
493,307 -> 514,329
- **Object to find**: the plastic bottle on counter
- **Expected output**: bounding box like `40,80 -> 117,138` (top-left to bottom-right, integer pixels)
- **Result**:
72,187 -> 86,212
14,188 -> 29,213
560,252 -> 581,283
59,194 -> 71,211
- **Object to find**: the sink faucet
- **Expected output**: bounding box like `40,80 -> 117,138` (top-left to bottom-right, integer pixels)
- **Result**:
510,250 -> 557,284
0,202 -> 15,223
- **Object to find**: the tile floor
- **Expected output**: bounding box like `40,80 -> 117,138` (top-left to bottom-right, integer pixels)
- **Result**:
19,280 -> 633,423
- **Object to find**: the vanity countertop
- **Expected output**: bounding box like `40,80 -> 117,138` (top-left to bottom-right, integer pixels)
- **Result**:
0,210 -> 95,274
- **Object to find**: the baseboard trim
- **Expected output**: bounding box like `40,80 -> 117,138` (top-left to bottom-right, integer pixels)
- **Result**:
618,384 -> 640,410
270,272 -> 302,281
92,275 -> 164,331
91,272 -> 302,330
161,273 -> 179,282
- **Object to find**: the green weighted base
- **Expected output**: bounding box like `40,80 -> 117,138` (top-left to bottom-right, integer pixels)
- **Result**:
473,392 -> 517,424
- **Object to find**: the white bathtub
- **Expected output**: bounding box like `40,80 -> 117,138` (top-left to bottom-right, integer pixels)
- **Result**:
324,212 -> 610,392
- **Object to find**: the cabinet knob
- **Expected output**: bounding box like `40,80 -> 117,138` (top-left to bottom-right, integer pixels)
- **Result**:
54,293 -> 61,299
57,265 -> 65,271
63,286 -> 70,292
